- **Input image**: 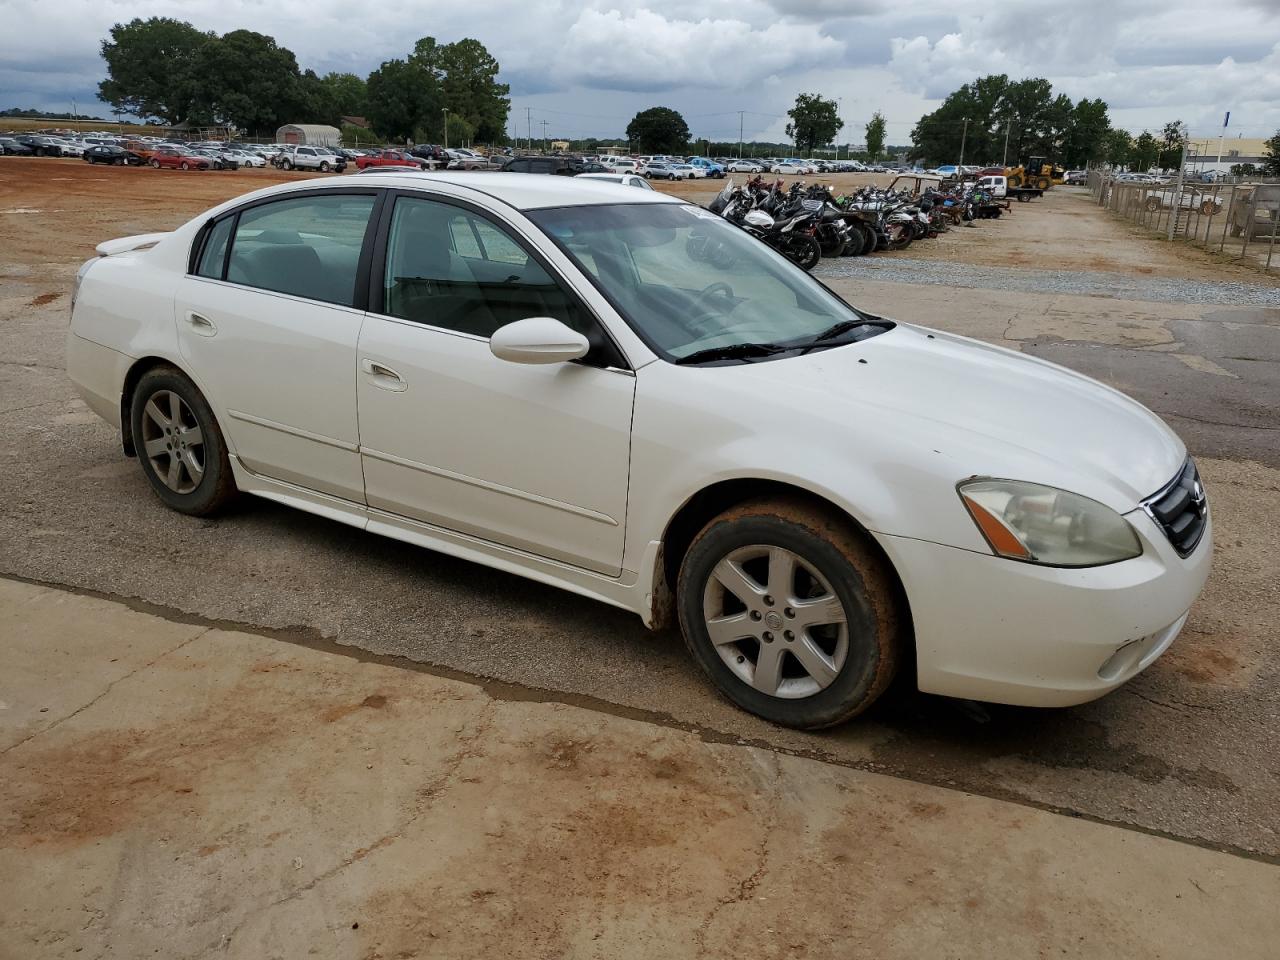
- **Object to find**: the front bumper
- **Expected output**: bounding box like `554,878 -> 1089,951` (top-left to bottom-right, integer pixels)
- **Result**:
875,508 -> 1212,707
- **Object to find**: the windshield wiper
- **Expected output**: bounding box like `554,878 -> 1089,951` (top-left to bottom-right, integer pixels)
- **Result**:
798,316 -> 892,353
673,342 -> 788,365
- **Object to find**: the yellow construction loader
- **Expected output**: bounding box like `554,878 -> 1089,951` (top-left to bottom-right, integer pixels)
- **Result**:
1005,156 -> 1062,191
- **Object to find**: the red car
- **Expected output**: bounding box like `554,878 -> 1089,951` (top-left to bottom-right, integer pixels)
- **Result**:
150,147 -> 210,171
355,149 -> 426,171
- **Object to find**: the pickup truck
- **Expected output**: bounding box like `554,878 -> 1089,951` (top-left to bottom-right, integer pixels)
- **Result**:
355,149 -> 428,171
274,145 -> 347,173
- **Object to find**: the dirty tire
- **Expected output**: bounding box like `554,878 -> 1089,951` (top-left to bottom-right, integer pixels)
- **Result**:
1199,199 -> 1217,216
677,497 -> 901,729
1145,196 -> 1161,212
130,366 -> 237,517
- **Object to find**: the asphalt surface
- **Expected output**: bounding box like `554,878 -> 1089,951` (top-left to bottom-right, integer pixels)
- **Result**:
2,176 -> 1278,863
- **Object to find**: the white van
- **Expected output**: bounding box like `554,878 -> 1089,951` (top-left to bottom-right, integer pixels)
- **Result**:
977,174 -> 1007,198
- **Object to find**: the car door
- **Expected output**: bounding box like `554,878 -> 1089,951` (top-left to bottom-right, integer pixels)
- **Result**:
356,192 -> 635,576
174,189 -> 380,501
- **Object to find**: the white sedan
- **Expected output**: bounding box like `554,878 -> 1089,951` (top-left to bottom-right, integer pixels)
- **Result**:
726,160 -> 764,173
67,172 -> 1211,728
770,162 -> 805,174
576,172 -> 654,190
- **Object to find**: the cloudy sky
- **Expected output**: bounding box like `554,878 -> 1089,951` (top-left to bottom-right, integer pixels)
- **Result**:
1,0 -> 1277,145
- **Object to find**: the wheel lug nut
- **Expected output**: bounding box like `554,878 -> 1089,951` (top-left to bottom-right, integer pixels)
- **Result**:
784,607 -> 795,618
763,632 -> 773,642
749,611 -> 762,621
763,595 -> 774,606
784,630 -> 794,641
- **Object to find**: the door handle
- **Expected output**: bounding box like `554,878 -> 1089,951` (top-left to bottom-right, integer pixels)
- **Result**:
185,312 -> 217,336
361,358 -> 407,392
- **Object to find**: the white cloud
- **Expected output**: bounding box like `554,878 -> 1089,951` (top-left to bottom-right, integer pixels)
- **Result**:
560,8 -> 845,90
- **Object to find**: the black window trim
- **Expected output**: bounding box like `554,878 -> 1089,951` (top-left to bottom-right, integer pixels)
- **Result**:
366,188 -> 631,372
187,187 -> 387,312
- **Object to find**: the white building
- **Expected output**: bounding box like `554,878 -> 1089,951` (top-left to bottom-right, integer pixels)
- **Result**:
275,124 -> 342,147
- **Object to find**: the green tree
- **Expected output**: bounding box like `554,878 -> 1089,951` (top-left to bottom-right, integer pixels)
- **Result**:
1230,162 -> 1258,178
1104,128 -> 1133,167
1061,98 -> 1111,168
367,37 -> 508,145
910,74 -> 1011,165
864,111 -> 886,161
305,72 -> 368,126
186,30 -> 306,133
366,57 -> 438,143
1130,131 -> 1159,172
98,17 -> 214,123
785,93 -> 843,154
1158,120 -> 1186,170
1260,130 -> 1280,177
438,38 -> 510,143
626,107 -> 690,154
909,74 -> 1111,168
443,112 -> 476,147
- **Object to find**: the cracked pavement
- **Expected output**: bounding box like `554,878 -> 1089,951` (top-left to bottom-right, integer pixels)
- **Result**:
2,164 -> 1280,955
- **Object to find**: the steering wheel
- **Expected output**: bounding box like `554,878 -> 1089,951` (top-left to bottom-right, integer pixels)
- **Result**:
686,282 -> 737,334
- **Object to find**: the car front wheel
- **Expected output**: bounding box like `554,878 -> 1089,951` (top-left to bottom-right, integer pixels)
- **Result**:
677,498 -> 901,729
130,367 -> 236,516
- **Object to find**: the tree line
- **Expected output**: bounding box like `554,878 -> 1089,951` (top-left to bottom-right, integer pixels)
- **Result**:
905,73 -> 1255,173
97,17 -> 509,144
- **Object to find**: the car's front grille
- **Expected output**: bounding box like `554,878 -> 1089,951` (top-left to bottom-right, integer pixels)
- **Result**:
1142,458 -> 1208,558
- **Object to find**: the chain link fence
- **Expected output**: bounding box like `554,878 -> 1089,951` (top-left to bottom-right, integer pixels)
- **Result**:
1088,171 -> 1280,274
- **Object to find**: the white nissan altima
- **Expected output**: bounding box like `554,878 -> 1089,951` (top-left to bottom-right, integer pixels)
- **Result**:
67,172 -> 1211,728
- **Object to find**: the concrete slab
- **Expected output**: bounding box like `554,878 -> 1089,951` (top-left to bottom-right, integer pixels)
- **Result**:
2,579 -> 1277,959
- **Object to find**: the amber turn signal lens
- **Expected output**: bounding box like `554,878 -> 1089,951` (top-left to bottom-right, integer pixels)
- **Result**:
961,493 -> 1033,559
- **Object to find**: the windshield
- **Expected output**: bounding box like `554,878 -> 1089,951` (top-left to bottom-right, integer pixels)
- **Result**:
527,202 -> 888,362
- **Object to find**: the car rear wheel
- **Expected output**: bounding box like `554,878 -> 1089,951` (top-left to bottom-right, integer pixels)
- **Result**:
150,159 -> 160,168
1145,196 -> 1161,212
677,498 -> 901,729
180,161 -> 189,171
319,161 -> 330,172
130,367 -> 236,516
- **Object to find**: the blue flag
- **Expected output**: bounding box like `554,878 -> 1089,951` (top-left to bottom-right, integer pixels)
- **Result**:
1223,111 -> 1230,128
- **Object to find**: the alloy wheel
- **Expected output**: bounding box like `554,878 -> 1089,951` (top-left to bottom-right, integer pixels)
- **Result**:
140,390 -> 205,494
701,544 -> 849,699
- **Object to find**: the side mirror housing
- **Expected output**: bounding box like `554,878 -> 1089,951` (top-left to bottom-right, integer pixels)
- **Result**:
489,317 -> 590,365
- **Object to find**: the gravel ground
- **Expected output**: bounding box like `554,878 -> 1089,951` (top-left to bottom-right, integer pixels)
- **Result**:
816,255 -> 1280,306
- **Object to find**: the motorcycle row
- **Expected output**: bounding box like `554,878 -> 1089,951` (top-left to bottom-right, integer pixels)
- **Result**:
704,177 -> 1006,271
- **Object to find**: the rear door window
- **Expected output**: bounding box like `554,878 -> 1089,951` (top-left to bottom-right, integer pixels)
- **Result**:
226,194 -> 376,307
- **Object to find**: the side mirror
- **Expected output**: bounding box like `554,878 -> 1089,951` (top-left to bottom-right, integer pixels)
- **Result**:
489,317 -> 590,365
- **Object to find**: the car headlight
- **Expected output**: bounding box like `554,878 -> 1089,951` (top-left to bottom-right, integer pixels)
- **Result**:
957,479 -> 1142,567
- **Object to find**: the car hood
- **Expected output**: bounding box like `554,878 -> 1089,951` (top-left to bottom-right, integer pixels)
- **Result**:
714,323 -> 1185,510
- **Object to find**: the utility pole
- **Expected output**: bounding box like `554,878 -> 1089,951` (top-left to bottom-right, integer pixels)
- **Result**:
526,107 -> 532,152
1216,110 -> 1229,175
738,111 -> 744,159
1002,122 -> 1011,167
442,109 -> 448,150
540,120 -> 549,153
1167,123 -> 1189,242
958,117 -> 969,168
836,97 -> 843,162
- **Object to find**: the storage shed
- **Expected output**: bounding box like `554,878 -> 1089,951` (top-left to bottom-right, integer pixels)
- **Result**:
275,124 -> 341,147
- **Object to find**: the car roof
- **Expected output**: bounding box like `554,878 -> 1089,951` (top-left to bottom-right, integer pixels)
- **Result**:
257,171 -> 683,210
